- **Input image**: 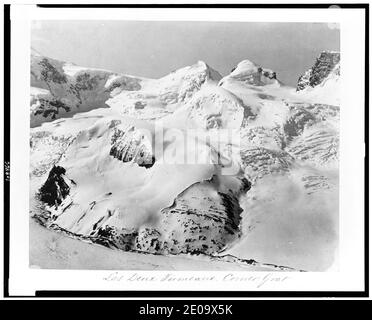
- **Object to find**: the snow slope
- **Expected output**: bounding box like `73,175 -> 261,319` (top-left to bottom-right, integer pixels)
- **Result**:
30,51 -> 340,271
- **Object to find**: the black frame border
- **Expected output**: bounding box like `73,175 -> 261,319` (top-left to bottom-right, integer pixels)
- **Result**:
3,3 -> 369,298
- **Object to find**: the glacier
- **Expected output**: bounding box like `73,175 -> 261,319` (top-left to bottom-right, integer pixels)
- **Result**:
30,50 -> 340,271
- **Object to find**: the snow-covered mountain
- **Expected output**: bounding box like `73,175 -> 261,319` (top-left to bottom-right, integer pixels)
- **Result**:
31,48 -> 222,127
296,51 -> 340,105
30,49 -> 145,127
30,51 -> 340,271
219,59 -> 280,87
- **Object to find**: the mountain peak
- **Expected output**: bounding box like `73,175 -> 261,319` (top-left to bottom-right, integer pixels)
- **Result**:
161,60 -> 222,84
219,59 -> 279,86
189,60 -> 222,81
297,51 -> 340,91
196,60 -> 208,68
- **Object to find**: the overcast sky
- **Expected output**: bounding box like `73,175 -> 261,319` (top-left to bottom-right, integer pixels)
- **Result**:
31,21 -> 339,86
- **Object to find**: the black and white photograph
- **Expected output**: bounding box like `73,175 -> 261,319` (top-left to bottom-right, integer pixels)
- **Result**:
3,3 -> 368,298
29,19 -> 341,272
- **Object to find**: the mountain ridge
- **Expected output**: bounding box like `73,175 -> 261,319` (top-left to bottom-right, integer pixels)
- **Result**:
30,49 -> 340,271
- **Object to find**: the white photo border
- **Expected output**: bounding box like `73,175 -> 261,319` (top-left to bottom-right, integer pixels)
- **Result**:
4,3 -> 368,297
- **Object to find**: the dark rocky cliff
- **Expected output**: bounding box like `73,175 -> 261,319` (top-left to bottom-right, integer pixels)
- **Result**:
297,51 -> 340,91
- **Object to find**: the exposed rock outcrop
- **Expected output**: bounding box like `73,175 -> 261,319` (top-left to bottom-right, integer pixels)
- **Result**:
296,51 -> 340,91
109,124 -> 155,168
38,166 -> 71,207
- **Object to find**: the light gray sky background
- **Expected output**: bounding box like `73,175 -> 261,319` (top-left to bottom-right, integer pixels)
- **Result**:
31,21 -> 339,86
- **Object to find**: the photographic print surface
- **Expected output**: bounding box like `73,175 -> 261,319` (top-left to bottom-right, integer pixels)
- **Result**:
29,20 -> 340,272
